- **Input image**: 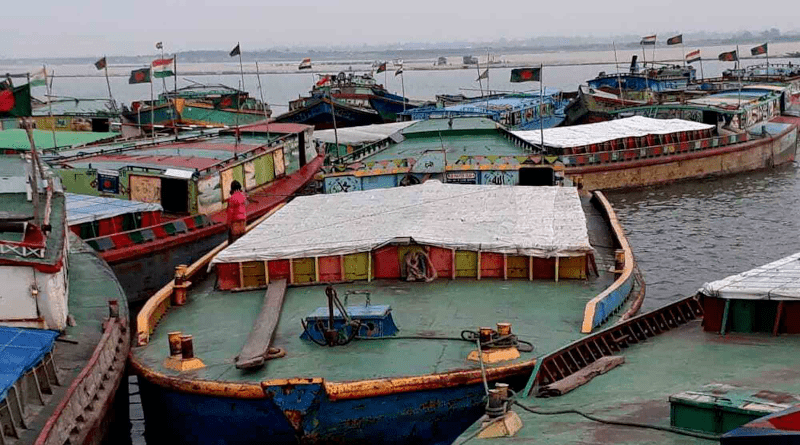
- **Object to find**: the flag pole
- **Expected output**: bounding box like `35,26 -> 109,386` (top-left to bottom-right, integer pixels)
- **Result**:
539,63 -> 545,153
613,41 -> 624,102
160,44 -> 167,94
699,57 -> 705,82
102,56 -> 117,113
150,71 -> 155,142
401,66 -> 406,112
44,65 -> 57,150
254,61 -> 270,141
173,52 -> 178,137
476,58 -> 484,96
766,43 -> 770,75
682,42 -> 686,68
652,36 -> 657,65
329,89 -> 339,154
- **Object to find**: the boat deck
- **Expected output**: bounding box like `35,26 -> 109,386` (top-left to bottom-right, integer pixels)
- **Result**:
14,235 -> 129,442
134,195 -> 621,384
461,320 -> 800,444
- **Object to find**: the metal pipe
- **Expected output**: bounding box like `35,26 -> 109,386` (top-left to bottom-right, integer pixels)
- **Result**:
168,332 -> 182,356
180,335 -> 194,359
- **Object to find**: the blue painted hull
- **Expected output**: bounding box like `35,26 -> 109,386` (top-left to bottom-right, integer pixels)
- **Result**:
137,376 -> 494,444
587,75 -> 690,92
275,98 -> 382,130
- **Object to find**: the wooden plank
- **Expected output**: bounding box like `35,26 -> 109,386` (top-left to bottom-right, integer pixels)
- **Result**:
235,279 -> 288,370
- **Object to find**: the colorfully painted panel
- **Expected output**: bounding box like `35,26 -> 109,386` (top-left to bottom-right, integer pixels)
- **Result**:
220,169 -> 234,201
480,253 -> 504,278
428,247 -> 453,278
343,253 -> 369,280
558,255 -> 587,279
318,256 -> 342,282
253,153 -> 275,186
506,256 -> 529,278
373,246 -> 401,279
325,176 -> 361,194
292,257 -> 316,284
129,175 -> 161,204
241,261 -> 267,288
243,160 -> 257,191
273,148 -> 285,177
267,259 -> 291,282
216,263 -> 240,290
455,251 -> 478,278
196,174 -> 222,215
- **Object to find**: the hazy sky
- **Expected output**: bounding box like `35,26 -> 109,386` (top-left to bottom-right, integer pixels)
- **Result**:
3,0 -> 796,58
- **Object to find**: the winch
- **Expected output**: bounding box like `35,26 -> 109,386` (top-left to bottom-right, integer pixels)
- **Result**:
300,286 -> 399,346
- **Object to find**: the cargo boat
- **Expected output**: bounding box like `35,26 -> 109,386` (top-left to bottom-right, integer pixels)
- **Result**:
513,87 -> 800,190
130,182 -> 641,444
274,72 -> 416,129
399,91 -> 568,131
122,84 -> 270,130
456,252 -> 800,444
0,152 -> 130,445
49,122 -> 322,302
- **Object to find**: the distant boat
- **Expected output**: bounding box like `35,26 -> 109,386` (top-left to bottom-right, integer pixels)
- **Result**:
785,51 -> 800,58
122,84 -> 270,130
274,72 -> 417,129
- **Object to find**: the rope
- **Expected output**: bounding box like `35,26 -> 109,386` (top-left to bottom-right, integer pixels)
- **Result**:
511,401 -> 721,441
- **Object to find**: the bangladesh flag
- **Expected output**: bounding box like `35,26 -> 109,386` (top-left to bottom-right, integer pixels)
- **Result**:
129,68 -> 151,84
376,62 -> 386,73
751,43 -> 768,56
718,50 -> 738,62
510,67 -> 541,82
0,84 -> 32,117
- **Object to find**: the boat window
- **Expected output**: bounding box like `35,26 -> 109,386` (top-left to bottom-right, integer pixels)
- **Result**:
518,167 -> 555,186
160,178 -> 189,214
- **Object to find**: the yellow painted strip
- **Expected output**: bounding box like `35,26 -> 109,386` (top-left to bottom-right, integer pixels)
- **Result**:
136,203 -> 287,346
581,192 -> 635,333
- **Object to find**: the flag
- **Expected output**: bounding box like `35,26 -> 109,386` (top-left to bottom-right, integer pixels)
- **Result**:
0,84 -> 31,117
640,35 -> 657,45
686,49 -> 701,63
395,66 -> 403,76
151,58 -> 175,78
129,67 -> 151,84
316,75 -> 332,86
298,58 -> 312,70
156,41 -> 163,50
510,67 -> 541,82
718,50 -> 738,62
376,62 -> 387,73
667,34 -> 683,45
751,43 -> 768,56
229,44 -> 240,57
30,68 -> 47,87
476,69 -> 489,81
94,57 -> 107,70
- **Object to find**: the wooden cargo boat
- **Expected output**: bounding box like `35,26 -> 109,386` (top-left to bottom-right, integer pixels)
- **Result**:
130,182 -> 641,444
122,84 -> 270,130
513,87 -> 800,190
0,153 -> 130,445
456,253 -> 800,444
274,72 -> 416,129
399,91 -> 568,131
49,122 -> 323,302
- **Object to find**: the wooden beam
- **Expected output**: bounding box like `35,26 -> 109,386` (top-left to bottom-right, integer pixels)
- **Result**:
773,301 -> 785,336
264,260 -> 269,284
503,254 -> 508,281
554,256 -> 559,282
477,251 -> 481,281
238,262 -> 244,289
339,255 -> 345,281
367,252 -> 372,282
314,257 -> 320,283
529,255 -> 533,281
235,279 -> 288,369
451,249 -> 456,280
289,258 -> 294,285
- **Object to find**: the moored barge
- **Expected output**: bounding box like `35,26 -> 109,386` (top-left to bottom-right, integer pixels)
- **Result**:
131,181 -> 641,444
0,152 -> 130,445
50,122 -> 323,302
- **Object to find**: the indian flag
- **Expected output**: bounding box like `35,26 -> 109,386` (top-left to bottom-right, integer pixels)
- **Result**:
298,58 -> 312,70
30,68 -> 47,87
151,58 -> 175,78
640,35 -> 657,45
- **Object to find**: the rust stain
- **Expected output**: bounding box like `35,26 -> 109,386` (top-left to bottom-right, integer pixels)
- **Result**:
283,409 -> 303,432
753,390 -> 799,404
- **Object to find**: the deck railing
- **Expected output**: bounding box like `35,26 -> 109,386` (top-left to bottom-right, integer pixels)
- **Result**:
82,214 -> 216,253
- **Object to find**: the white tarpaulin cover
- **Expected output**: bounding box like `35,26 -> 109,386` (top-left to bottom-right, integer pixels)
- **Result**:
512,116 -> 714,148
314,121 -> 417,145
65,193 -> 162,225
699,252 -> 800,301
213,181 -> 592,264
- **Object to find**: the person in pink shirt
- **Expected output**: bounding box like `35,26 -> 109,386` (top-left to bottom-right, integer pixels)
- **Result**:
227,180 -> 247,244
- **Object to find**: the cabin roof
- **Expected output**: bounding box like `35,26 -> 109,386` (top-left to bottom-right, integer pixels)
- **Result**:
0,129 -> 118,150
512,116 -> 713,148
699,252 -> 800,301
212,181 -> 591,264
237,121 -> 312,134
315,121 -> 417,145
65,193 -> 162,225
687,88 -> 778,109
32,97 -> 117,116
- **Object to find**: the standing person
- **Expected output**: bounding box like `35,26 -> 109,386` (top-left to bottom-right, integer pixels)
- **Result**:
227,180 -> 247,244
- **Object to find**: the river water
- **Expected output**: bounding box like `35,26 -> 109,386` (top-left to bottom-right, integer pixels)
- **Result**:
17,48 -> 799,444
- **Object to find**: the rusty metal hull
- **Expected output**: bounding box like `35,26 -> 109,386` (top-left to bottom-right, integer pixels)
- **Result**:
568,119 -> 799,191
136,375 -> 502,445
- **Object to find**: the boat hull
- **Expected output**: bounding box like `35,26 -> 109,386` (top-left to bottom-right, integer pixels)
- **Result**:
565,117 -> 799,191
135,375 -> 492,445
275,98 -> 383,130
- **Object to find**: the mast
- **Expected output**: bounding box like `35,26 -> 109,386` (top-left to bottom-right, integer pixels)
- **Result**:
329,89 -> 339,154
255,61 -> 270,141
102,56 -> 117,113
539,63 -> 545,153
476,57 -> 484,97
23,119 -> 40,226
43,66 -> 57,150
400,65 -> 406,113
612,42 -> 625,103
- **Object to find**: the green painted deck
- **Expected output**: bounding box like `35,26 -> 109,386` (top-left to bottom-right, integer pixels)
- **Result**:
459,320 -> 800,444
364,133 -> 529,164
15,234 -> 129,442
0,129 -> 117,150
136,275 -> 615,383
